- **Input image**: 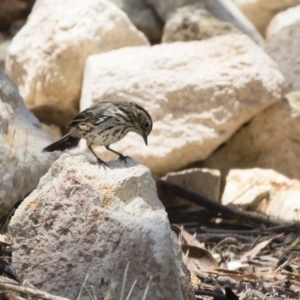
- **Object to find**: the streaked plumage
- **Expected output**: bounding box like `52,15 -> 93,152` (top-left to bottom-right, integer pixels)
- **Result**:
43,101 -> 152,166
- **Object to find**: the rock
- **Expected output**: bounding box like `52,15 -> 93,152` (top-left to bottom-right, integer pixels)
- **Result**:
158,0 -> 263,45
109,0 -> 263,45
0,70 -> 57,214
163,168 -> 221,210
199,92 -> 300,189
5,0 -> 148,127
80,34 -> 286,175
232,0 -> 300,36
109,0 -> 163,43
266,5 -> 300,37
264,7 -> 300,91
222,168 -> 300,222
162,5 -> 241,43
199,0 -> 264,45
9,154 -> 194,300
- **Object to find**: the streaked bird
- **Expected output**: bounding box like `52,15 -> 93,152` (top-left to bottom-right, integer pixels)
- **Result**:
43,101 -> 152,166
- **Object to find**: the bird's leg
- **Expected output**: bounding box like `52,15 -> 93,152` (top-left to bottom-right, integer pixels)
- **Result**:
105,146 -> 128,162
88,145 -> 108,167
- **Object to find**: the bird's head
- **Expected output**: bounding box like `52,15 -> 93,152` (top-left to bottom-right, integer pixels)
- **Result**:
132,103 -> 152,145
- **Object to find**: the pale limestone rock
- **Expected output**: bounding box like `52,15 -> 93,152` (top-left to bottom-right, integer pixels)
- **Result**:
9,154 -> 194,300
163,168 -> 221,210
80,34 -> 286,175
222,169 -> 300,222
166,168 -> 221,201
162,6 -> 241,43
266,5 -> 300,37
264,7 -> 300,91
232,0 -> 300,35
5,0 -> 148,126
109,0 -> 263,44
155,0 -> 263,44
200,92 -> 300,187
0,70 -> 57,213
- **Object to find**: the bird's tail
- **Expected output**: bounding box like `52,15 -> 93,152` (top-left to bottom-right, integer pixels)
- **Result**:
42,134 -> 80,152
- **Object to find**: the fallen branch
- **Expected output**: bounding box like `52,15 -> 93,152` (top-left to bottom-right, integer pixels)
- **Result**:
156,178 -> 284,226
0,280 -> 70,300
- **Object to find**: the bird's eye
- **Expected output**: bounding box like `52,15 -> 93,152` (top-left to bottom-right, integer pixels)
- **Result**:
144,121 -> 150,129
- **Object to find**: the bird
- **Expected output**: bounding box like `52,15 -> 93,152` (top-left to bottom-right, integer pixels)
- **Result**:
43,101 -> 153,166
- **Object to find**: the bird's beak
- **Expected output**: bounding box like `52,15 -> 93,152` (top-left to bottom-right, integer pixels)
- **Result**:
143,133 -> 148,145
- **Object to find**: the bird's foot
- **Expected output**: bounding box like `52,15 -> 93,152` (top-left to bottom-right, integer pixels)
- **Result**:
97,158 -> 108,169
118,155 -> 129,165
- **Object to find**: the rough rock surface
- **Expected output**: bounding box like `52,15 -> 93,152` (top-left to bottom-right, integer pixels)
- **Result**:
222,168 -> 300,222
9,154 -> 194,300
162,6 -> 241,43
5,0 -> 148,126
199,92 -> 300,188
155,0 -> 263,44
0,70 -> 57,213
232,0 -> 300,35
109,0 -> 263,44
163,168 -> 221,210
264,7 -> 300,91
80,34 -> 286,175
266,5 -> 300,37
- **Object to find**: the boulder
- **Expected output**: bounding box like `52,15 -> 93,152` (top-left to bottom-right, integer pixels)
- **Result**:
265,6 -> 300,91
232,0 -> 300,36
109,0 -> 263,45
80,34 -> 286,175
222,168 -> 300,222
162,6 -> 241,43
163,168 -> 221,210
5,0 -> 148,126
266,5 -> 300,37
157,0 -> 263,45
199,92 -> 300,188
9,154 -> 194,300
0,70 -> 57,214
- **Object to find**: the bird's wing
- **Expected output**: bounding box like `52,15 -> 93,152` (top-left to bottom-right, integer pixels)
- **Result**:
66,103 -> 107,127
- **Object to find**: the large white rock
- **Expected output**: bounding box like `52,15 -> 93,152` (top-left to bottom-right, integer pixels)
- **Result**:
0,70 -> 57,213
109,0 -> 263,44
163,168 -> 221,211
266,5 -> 300,37
9,154 -> 194,300
232,0 -> 300,35
80,34 -> 286,175
264,6 -> 300,91
222,168 -> 300,222
5,0 -> 148,126
162,6 -> 241,43
200,92 -> 300,185
155,0 -> 263,44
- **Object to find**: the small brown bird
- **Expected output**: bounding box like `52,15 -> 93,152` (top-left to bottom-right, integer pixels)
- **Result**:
43,101 -> 153,166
